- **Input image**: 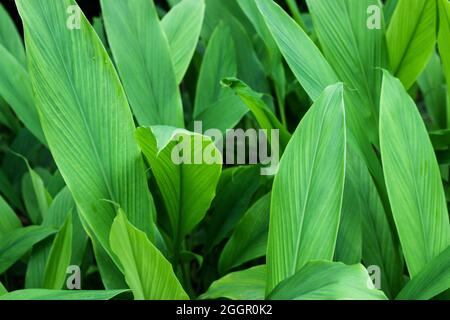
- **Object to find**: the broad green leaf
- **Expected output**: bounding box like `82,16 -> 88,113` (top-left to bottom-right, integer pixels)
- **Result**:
42,214 -> 73,289
418,51 -> 447,129
267,84 -> 346,294
387,0 -> 437,89
0,3 -> 25,65
204,166 -> 261,252
438,0 -> 450,127
136,126 -> 222,249
256,0 -> 339,101
268,261 -> 387,300
16,0 -> 156,267
101,0 -> 183,127
110,211 -> 189,300
219,193 -> 270,275
194,23 -> 247,129
200,265 -> 266,300
306,0 -> 387,119
0,194 -> 21,234
221,78 -> 291,149
0,226 -> 56,274
397,246 -> 450,300
380,71 -> 450,277
383,0 -> 398,25
161,0 -> 205,84
0,289 -> 130,300
0,45 -> 45,143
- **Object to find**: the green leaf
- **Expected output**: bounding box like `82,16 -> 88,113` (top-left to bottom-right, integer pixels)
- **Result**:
200,265 -> 266,300
266,84 -> 346,294
430,129 -> 450,150
0,289 -> 130,300
204,166 -> 261,252
161,0 -> 205,84
16,0 -> 156,267
0,282 -> 6,296
0,194 -> 21,234
0,45 -> 45,143
219,193 -> 270,275
345,137 -> 404,298
193,23 -> 247,130
0,3 -> 25,65
380,71 -> 450,277
221,78 -> 291,149
100,0 -> 183,127
268,261 -> 387,300
21,165 -> 52,225
136,126 -> 222,248
397,246 -> 450,300
387,0 -> 437,89
438,0 -> 450,127
417,51 -> 447,129
0,226 -> 56,274
42,214 -> 73,289
256,0 -> 339,101
306,0 -> 387,119
110,210 -> 188,300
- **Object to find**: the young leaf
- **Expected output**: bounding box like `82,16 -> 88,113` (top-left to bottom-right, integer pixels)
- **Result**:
219,193 -> 270,275
161,0 -> 205,84
136,126 -> 222,250
16,0 -> 156,267
380,71 -> 450,277
200,265 -> 266,300
387,0 -> 437,89
110,210 -> 188,300
268,261 -> 387,300
100,0 -> 184,127
396,246 -> 450,300
266,84 -> 346,294
42,214 -> 73,289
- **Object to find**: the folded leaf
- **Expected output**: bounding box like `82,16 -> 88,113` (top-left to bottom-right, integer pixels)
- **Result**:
100,0 -> 183,127
110,210 -> 188,300
267,84 -> 346,294
200,265 -> 266,300
136,126 -> 222,250
16,0 -> 156,268
380,71 -> 450,277
268,261 -> 387,300
387,0 -> 436,89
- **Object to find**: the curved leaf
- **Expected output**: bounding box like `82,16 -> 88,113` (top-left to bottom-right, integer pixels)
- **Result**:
268,261 -> 387,300
0,289 -> 130,300
387,0 -> 437,89
266,83 -> 346,294
219,193 -> 270,275
161,0 -> 205,84
110,211 -> 188,300
0,194 -> 21,234
380,71 -> 450,277
200,265 -> 266,300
